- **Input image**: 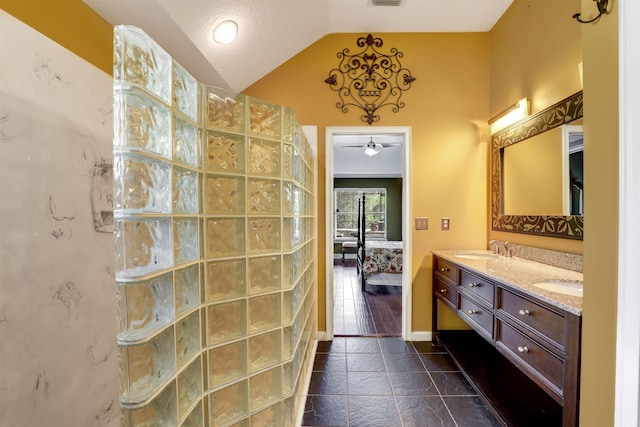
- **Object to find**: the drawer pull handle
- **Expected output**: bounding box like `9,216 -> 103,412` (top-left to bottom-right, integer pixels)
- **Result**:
518,309 -> 531,316
517,345 -> 529,354
440,267 -> 449,272
439,288 -> 448,294
469,283 -> 479,288
467,310 -> 478,315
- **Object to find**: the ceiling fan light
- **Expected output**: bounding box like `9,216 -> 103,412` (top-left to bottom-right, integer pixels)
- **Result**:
364,141 -> 383,156
213,20 -> 238,44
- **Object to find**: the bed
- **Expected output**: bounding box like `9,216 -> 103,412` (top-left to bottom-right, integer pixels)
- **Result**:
356,194 -> 403,291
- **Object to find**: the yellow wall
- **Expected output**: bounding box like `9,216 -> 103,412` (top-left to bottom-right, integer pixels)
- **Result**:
580,0 -> 619,424
503,127 -> 564,215
0,0 -> 113,75
244,33 -> 490,333
490,0 -> 583,116
488,0 -> 584,254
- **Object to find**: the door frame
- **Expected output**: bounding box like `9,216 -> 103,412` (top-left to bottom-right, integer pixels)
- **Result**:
615,0 -> 640,424
324,126 -> 412,340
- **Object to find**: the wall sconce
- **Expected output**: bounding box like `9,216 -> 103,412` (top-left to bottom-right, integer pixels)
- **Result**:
573,0 -> 608,23
363,138 -> 383,156
212,20 -> 238,44
488,98 -> 530,134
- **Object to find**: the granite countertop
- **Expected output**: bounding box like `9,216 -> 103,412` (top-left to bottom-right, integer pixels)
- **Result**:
432,250 -> 583,316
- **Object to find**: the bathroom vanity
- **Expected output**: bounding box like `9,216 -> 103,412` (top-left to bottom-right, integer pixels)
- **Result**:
431,250 -> 582,427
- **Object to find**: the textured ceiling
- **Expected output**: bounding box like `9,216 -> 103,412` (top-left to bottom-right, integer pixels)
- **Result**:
84,0 -> 513,93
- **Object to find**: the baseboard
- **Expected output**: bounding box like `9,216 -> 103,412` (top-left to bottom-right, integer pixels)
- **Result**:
333,254 -> 357,260
317,331 -> 431,341
296,339 -> 318,427
408,331 -> 432,341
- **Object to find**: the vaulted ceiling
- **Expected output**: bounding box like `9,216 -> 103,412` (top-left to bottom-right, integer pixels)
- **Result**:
84,0 -> 513,92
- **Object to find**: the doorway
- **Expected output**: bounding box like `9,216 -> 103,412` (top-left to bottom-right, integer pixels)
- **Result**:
324,126 -> 412,340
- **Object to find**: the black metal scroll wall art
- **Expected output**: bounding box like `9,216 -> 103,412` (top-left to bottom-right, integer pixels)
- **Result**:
324,34 -> 416,125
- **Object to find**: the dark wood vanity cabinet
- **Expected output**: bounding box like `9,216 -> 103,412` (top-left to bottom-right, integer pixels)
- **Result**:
432,255 -> 582,427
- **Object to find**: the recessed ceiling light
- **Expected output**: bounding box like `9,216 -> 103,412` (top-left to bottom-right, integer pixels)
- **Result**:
213,20 -> 238,44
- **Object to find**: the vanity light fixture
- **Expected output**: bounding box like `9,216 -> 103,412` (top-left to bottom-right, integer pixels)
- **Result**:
488,98 -> 530,134
212,20 -> 238,44
363,138 -> 383,156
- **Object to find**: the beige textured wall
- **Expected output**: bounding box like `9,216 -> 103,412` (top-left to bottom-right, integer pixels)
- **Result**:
0,11 -> 118,426
0,0 -> 113,75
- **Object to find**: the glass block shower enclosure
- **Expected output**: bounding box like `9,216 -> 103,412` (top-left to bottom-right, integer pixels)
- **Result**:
113,26 -> 317,426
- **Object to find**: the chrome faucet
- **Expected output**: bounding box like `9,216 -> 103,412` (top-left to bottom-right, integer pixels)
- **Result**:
504,241 -> 515,258
488,240 -> 501,255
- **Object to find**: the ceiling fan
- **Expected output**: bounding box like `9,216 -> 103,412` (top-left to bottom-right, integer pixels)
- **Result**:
337,136 -> 402,157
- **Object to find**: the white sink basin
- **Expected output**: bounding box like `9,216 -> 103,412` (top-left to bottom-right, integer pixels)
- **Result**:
454,253 -> 499,260
533,280 -> 583,297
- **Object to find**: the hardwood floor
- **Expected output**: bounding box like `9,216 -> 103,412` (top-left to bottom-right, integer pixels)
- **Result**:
333,259 -> 402,336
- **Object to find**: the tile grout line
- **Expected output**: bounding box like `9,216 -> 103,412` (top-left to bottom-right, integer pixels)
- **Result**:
384,338 -> 421,427
383,342 -> 407,427
344,346 -> 350,427
411,340 -> 462,427
307,338 -> 493,427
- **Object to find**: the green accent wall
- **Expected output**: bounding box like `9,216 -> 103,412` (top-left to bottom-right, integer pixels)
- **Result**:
333,178 -> 403,253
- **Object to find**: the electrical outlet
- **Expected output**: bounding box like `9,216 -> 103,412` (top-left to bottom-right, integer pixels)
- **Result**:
441,217 -> 450,231
415,217 -> 428,230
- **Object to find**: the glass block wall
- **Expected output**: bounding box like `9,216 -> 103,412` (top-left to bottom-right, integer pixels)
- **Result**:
113,26 -> 316,426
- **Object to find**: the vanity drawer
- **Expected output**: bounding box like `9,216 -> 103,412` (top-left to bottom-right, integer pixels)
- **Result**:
459,270 -> 495,307
496,319 -> 564,398
459,294 -> 493,339
434,258 -> 458,283
435,277 -> 457,310
498,287 -> 566,350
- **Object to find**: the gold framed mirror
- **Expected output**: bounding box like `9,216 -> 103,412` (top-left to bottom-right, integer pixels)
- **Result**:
491,91 -> 584,239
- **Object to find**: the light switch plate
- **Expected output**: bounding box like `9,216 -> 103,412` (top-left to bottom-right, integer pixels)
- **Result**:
441,217 -> 450,231
415,217 -> 428,230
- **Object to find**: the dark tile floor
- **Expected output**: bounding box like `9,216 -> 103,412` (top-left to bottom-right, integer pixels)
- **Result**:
302,337 -> 501,427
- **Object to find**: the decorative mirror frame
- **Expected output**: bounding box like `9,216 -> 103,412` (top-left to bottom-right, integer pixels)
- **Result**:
491,91 -> 584,240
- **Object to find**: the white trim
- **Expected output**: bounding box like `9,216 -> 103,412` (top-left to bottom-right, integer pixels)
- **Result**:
561,125 -> 583,215
325,132 -> 336,341
295,339 -> 318,427
401,127 -> 413,340
325,126 -> 412,341
615,1 -> 640,425
409,331 -> 432,342
297,126 -> 319,427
